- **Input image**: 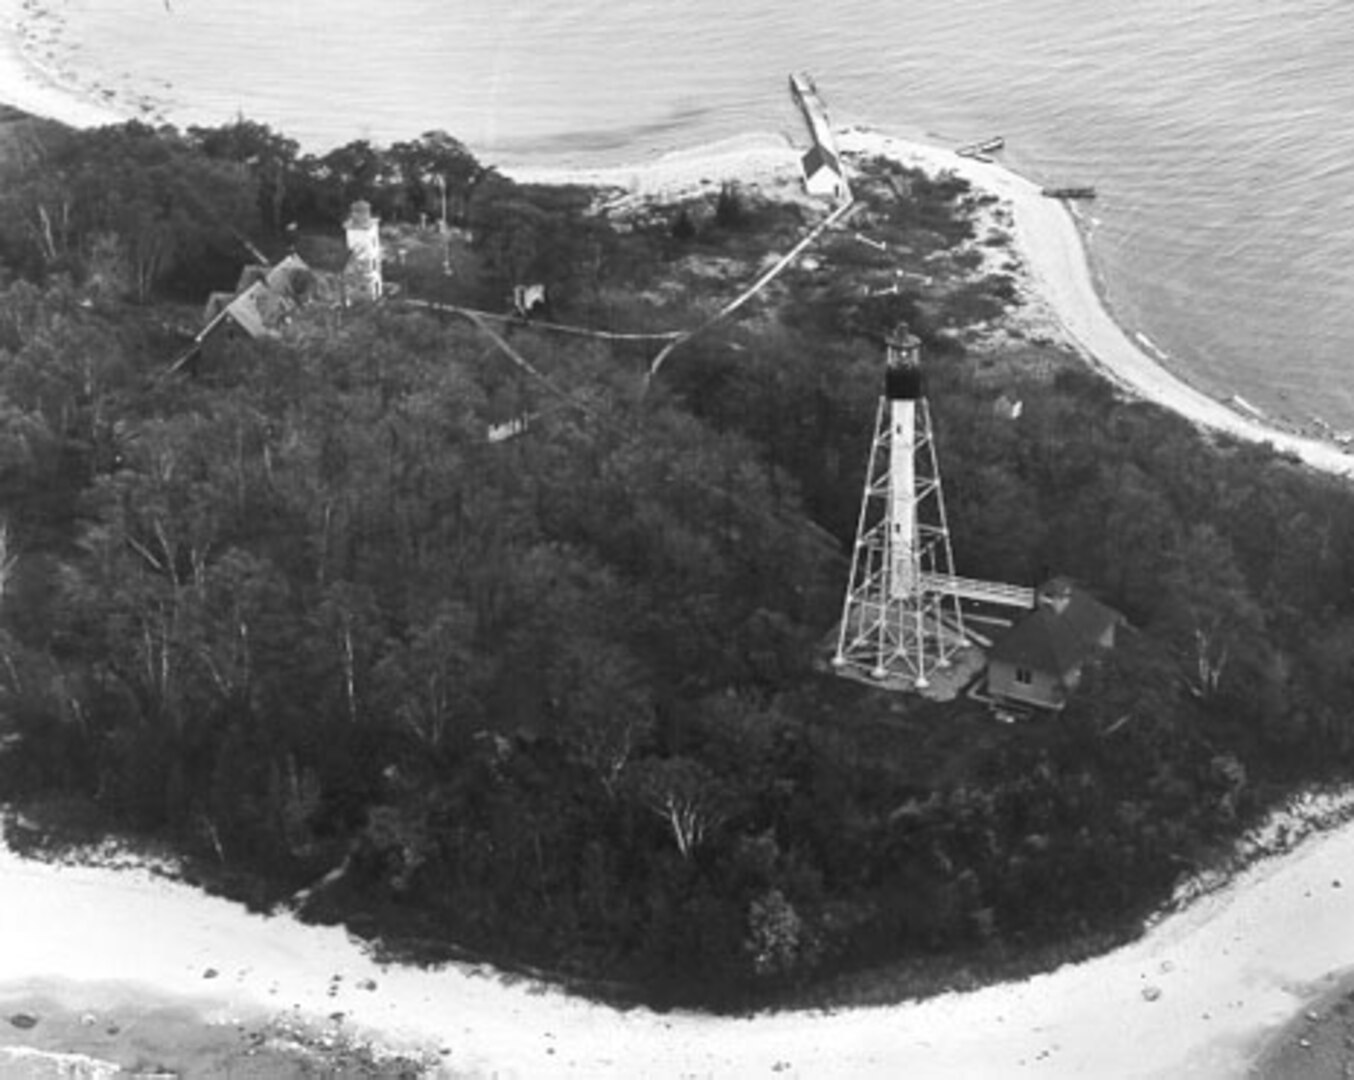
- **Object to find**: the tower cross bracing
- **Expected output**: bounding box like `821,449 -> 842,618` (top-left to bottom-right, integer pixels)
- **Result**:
831,327 -> 1030,692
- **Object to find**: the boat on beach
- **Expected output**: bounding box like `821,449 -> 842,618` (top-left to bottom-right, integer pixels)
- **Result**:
1133,330 -> 1168,360
1227,393 -> 1266,420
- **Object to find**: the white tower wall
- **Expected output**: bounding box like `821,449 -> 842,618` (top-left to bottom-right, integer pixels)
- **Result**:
888,398 -> 916,598
343,200 -> 383,302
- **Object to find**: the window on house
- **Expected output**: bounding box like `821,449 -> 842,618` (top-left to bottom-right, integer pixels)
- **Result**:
1014,667 -> 1033,685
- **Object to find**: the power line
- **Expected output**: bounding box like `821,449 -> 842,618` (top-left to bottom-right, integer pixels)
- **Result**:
645,196 -> 859,387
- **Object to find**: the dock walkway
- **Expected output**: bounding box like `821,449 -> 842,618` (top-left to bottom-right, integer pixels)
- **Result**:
788,72 -> 852,203
789,73 -> 837,151
920,572 -> 1035,610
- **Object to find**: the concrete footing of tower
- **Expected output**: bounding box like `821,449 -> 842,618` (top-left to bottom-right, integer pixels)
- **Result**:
822,637 -> 988,702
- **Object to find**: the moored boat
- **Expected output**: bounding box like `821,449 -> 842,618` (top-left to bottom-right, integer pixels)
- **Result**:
1041,185 -> 1097,200
956,136 -> 1004,158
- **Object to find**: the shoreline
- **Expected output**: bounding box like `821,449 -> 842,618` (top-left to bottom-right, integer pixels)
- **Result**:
0,0 -> 129,129
7,794 -> 1354,1077
1249,966 -> 1354,1079
0,3 -> 1349,478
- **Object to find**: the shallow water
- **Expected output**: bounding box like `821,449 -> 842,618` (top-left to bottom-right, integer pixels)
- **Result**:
15,0 -> 1354,429
0,983 -> 427,1078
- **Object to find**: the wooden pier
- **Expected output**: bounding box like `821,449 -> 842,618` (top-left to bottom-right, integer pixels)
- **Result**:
789,73 -> 837,150
788,73 -> 851,202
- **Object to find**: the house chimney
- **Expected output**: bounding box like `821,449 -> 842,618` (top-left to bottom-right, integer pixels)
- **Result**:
1038,578 -> 1072,615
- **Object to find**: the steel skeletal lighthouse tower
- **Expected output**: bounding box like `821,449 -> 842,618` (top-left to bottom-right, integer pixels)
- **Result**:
832,327 -> 967,689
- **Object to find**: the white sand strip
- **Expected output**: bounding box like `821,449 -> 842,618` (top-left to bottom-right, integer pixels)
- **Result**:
4,801 -> 1354,1078
501,131 -> 813,211
0,0 -> 127,128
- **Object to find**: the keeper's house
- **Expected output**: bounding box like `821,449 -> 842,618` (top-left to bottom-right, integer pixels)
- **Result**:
986,578 -> 1122,711
198,255 -> 319,352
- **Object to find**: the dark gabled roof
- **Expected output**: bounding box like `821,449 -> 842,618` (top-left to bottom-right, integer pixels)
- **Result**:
222,281 -> 273,337
1044,578 -> 1119,645
197,254 -> 315,344
989,580 -> 1120,677
988,606 -> 1085,674
172,254 -> 335,377
243,252 -> 312,301
801,143 -> 841,177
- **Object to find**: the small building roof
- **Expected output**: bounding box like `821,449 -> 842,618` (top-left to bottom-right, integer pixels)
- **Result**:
993,393 -> 1024,420
199,254 -> 317,342
222,281 -> 271,337
263,252 -> 310,293
801,143 -> 842,177
988,579 -> 1120,677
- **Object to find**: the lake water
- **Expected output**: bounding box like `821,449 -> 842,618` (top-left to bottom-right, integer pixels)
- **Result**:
15,0 -> 1354,430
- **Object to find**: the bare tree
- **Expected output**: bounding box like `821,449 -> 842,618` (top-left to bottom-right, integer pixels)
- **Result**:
630,756 -> 729,859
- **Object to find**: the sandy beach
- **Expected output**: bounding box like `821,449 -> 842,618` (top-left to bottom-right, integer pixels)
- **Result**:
3,794 -> 1354,1079
0,0 -> 128,128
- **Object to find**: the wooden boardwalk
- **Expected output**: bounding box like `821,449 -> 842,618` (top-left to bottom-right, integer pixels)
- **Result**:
920,572 -> 1035,610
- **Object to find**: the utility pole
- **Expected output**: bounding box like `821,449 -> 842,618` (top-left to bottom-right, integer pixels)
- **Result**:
435,174 -> 451,275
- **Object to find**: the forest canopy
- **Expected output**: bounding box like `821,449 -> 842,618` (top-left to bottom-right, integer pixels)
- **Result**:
0,117 -> 1353,1007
